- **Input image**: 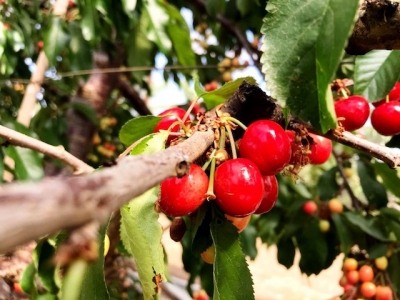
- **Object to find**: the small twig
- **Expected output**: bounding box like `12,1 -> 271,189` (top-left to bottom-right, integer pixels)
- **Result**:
326,131 -> 400,169
0,125 -> 94,175
117,78 -> 152,116
332,149 -> 363,210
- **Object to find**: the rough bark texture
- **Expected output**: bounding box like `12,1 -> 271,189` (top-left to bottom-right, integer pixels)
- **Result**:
347,0 -> 400,54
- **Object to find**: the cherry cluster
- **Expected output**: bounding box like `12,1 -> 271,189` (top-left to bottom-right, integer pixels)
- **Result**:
303,198 -> 344,233
153,107 -> 333,227
333,81 -> 400,136
340,257 -> 393,300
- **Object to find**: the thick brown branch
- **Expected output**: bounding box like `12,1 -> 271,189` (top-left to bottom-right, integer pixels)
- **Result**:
117,78 -> 152,116
0,130 -> 214,253
346,0 -> 400,54
0,125 -> 93,175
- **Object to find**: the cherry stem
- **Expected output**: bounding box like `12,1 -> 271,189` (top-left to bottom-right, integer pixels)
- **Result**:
225,125 -> 237,159
202,149 -> 216,171
219,127 -> 226,150
340,88 -> 349,99
168,120 -> 189,134
182,97 -> 199,124
206,157 -> 216,200
223,116 -> 247,131
386,94 -> 389,103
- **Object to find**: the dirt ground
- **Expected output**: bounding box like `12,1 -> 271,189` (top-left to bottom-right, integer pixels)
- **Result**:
160,215 -> 343,300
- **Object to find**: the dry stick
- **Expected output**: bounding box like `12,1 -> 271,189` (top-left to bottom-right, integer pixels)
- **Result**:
0,125 -> 94,175
325,131 -> 400,168
0,130 -> 214,254
332,149 -> 363,210
16,0 -> 69,126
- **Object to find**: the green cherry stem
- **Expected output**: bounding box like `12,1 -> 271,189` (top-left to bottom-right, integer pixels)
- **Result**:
223,116 -> 248,131
202,149 -> 216,171
340,88 -> 349,99
205,157 -> 216,200
225,125 -> 237,159
168,120 -> 189,134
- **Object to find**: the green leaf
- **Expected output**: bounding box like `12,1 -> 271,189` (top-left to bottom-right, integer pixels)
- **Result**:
357,161 -> 388,209
257,209 -> 281,245
130,132 -> 168,155
119,116 -> 163,146
297,219 -> 328,275
20,263 -> 37,295
43,17 -> 70,65
205,0 -> 226,17
354,50 -> 400,102
61,259 -> 89,300
144,0 -> 172,54
80,0 -> 100,43
372,162 -> 400,199
37,241 -> 58,294
164,3 -> 196,67
317,167 -> 338,200
331,213 -> 353,254
120,188 -> 165,300
122,0 -> 137,15
261,0 -> 359,132
78,224 -> 110,300
277,237 -> 295,269
195,77 -> 257,109
388,252 -> 400,296
210,217 -> 255,300
368,244 -> 388,259
68,22 -> 92,71
239,224 -> 258,260
0,150 -> 4,183
236,0 -> 259,16
343,211 -> 393,241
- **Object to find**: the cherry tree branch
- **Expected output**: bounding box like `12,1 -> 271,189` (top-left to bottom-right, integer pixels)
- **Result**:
346,0 -> 400,54
117,78 -> 152,116
0,130 -> 214,253
0,125 -> 94,175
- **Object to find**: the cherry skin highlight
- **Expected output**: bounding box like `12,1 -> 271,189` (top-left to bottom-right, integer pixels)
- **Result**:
334,95 -> 370,131
214,158 -> 264,217
371,102 -> 400,136
159,164 -> 208,217
254,175 -> 278,214
239,120 -> 291,175
308,133 -> 332,165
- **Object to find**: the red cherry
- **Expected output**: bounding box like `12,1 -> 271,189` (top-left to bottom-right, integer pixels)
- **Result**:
359,265 -> 374,282
214,158 -> 264,217
360,282 -> 376,298
254,175 -> 278,214
205,81 -> 218,92
346,270 -> 359,284
376,286 -> 393,300
239,120 -> 291,175
308,133 -> 332,165
37,41 -> 44,51
373,82 -> 400,107
371,102 -> 400,136
154,108 -> 188,143
334,96 -> 370,131
303,201 -> 317,214
159,164 -> 208,217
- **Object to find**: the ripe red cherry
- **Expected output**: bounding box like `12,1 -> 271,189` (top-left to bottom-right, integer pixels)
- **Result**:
37,41 -> 44,51
359,265 -> 374,282
373,82 -> 400,107
214,158 -> 264,217
376,286 -> 393,300
371,102 -> 400,136
303,201 -> 317,214
334,96 -> 370,131
360,282 -> 376,298
239,120 -> 291,175
254,175 -> 278,214
159,164 -> 208,217
308,133 -> 332,165
154,108 -> 187,143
